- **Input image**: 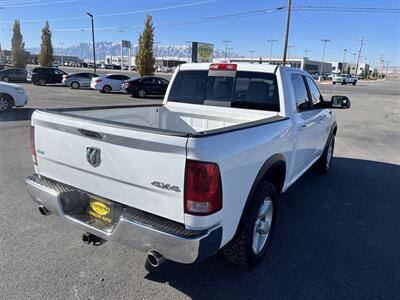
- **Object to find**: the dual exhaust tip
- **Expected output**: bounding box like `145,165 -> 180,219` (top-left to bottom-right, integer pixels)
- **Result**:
39,206 -> 166,268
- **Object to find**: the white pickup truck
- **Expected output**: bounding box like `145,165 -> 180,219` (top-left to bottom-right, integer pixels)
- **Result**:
332,74 -> 357,85
26,63 -> 350,268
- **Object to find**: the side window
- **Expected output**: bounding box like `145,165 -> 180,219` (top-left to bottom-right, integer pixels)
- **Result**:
305,76 -> 324,108
54,69 -> 64,75
107,75 -> 118,80
291,73 -> 310,112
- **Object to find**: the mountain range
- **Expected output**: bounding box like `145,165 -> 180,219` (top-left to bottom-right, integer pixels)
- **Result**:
27,41 -> 240,60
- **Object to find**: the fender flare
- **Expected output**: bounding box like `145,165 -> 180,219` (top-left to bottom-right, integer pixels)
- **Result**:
324,121 -> 337,150
242,154 -> 286,213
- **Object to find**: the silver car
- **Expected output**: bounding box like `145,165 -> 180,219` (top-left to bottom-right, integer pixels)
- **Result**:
62,72 -> 98,89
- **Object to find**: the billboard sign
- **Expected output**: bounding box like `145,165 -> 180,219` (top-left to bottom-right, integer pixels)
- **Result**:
191,42 -> 214,63
121,40 -> 131,48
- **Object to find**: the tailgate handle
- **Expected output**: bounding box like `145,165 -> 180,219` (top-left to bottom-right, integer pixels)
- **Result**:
78,129 -> 103,140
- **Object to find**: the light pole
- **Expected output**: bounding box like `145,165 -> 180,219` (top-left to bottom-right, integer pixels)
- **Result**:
59,42 -> 64,66
267,39 -> 277,62
249,50 -> 255,62
222,40 -> 231,62
342,48 -> 347,72
303,49 -> 311,58
282,0 -> 292,65
86,12 -> 96,73
352,53 -> 357,64
186,40 -> 192,63
320,39 -> 330,78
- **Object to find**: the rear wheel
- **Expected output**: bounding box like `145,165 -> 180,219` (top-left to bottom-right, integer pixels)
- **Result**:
38,78 -> 46,86
2,76 -> 10,82
223,181 -> 277,268
341,80 -> 346,85
352,81 -> 357,85
137,89 -> 146,98
0,94 -> 13,112
102,85 -> 112,93
332,81 -> 336,85
71,81 -> 80,89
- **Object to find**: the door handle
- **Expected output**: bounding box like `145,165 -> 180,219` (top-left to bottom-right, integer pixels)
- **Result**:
302,122 -> 313,128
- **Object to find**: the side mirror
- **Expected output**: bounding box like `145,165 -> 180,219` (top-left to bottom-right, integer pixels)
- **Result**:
331,95 -> 351,109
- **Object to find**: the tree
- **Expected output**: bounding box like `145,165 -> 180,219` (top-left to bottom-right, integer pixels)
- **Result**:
11,20 -> 27,68
38,21 -> 54,67
135,15 -> 155,76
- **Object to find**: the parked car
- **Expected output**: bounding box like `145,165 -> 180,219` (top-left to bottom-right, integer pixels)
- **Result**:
332,74 -> 357,85
0,68 -> 28,82
26,63 -> 351,268
90,74 -> 131,93
0,81 -> 29,112
62,72 -> 98,89
121,76 -> 169,98
27,67 -> 68,86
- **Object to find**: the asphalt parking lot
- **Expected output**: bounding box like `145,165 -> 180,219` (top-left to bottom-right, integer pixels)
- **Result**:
0,80 -> 399,299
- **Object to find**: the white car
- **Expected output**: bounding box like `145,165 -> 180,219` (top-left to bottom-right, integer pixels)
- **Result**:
90,74 -> 131,93
0,82 -> 29,112
26,63 -> 351,268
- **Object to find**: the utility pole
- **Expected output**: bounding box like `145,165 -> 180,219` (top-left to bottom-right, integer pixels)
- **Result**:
287,45 -> 295,60
385,61 -> 389,79
86,12 -> 96,73
249,50 -> 255,62
227,47 -> 233,62
267,39 -> 277,62
222,40 -> 231,62
342,48 -> 347,72
59,42 -> 64,66
319,39 -> 330,79
379,55 -> 385,79
282,0 -> 292,65
186,40 -> 192,63
303,49 -> 311,58
354,36 -> 365,77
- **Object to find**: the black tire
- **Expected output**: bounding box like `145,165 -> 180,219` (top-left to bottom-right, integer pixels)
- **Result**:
70,81 -> 80,89
352,81 -> 357,86
332,82 -> 336,85
314,134 -> 335,174
223,181 -> 277,268
38,78 -> 46,86
341,80 -> 346,85
102,85 -> 112,93
0,94 -> 13,112
137,89 -> 146,98
2,76 -> 10,82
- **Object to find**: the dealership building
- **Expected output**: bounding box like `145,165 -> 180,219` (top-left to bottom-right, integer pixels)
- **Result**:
227,56 -> 332,74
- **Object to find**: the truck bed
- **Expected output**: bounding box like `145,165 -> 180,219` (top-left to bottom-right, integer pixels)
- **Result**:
48,102 -> 280,136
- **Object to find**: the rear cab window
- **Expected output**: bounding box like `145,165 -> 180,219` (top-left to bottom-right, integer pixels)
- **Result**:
168,68 -> 280,112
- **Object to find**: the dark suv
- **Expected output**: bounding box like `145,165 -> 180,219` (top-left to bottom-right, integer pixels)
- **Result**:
27,67 -> 68,85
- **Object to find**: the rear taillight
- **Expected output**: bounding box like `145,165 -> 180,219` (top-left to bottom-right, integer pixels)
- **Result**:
95,79 -> 102,83
63,75 -> 69,79
30,125 -> 37,165
184,160 -> 222,215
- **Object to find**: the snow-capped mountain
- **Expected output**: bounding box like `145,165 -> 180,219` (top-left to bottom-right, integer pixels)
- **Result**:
27,41 -> 240,60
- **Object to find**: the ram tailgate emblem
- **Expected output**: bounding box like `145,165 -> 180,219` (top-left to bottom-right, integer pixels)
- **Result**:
151,181 -> 181,193
86,147 -> 101,167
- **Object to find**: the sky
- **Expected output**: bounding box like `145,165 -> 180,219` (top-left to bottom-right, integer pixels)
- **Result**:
0,0 -> 399,66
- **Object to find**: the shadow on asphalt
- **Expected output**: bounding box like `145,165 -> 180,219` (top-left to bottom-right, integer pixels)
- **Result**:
145,157 -> 400,299
0,108 -> 35,121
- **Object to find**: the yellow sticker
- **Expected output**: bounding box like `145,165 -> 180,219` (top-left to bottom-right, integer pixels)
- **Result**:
90,201 -> 110,216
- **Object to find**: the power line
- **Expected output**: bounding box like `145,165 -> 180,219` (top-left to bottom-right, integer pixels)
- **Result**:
0,0 -> 220,23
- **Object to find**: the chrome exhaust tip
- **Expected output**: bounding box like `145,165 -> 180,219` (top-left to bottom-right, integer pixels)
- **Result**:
38,205 -> 50,216
147,251 -> 166,267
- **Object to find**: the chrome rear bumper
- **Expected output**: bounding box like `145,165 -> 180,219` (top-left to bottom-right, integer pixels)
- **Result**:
26,174 -> 222,264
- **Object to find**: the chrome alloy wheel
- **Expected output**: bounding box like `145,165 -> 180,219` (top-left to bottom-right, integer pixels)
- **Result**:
252,197 -> 273,254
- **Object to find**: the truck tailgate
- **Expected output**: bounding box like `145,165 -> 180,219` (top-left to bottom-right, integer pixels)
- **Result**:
32,111 -> 188,223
